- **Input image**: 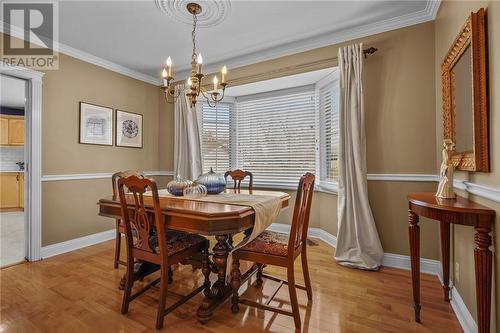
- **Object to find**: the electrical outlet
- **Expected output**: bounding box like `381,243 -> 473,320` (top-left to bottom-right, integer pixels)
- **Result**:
455,262 -> 460,283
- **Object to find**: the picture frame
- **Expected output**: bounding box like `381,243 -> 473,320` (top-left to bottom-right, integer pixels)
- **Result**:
79,102 -> 113,146
115,110 -> 143,148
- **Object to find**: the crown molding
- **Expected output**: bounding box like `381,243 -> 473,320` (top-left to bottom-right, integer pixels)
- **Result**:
1,1 -> 440,84
0,22 -> 161,86
176,0 -> 442,78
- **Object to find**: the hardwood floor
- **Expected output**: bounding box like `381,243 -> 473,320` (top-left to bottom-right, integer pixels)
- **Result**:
0,238 -> 462,332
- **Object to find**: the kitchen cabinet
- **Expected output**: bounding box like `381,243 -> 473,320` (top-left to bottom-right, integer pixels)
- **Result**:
0,172 -> 24,210
0,116 -> 24,146
0,117 -> 8,145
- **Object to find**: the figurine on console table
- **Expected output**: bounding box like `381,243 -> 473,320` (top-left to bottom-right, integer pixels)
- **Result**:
436,139 -> 456,199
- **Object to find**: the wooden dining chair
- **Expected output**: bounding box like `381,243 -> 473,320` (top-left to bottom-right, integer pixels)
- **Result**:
112,170 -> 142,269
117,174 -> 210,329
224,169 -> 254,191
230,173 -> 315,330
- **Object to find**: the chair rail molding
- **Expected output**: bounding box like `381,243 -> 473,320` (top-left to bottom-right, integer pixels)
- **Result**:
40,171 -> 500,204
41,170 -> 174,182
454,179 -> 500,203
1,62 -> 44,261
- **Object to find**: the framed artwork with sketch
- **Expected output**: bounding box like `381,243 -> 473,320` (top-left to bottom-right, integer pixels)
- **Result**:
79,102 -> 113,146
115,110 -> 143,148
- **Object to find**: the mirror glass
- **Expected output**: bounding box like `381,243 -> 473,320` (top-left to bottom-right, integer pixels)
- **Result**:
451,46 -> 473,152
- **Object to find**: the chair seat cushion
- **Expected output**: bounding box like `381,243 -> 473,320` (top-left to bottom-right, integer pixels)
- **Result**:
240,230 -> 289,257
151,231 -> 206,255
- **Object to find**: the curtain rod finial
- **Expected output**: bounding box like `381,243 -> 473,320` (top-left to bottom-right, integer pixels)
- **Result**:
363,47 -> 378,58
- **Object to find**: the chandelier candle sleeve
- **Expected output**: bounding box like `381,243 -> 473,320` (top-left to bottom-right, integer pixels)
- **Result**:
222,66 -> 227,83
197,54 -> 203,74
213,76 -> 218,91
166,57 -> 172,77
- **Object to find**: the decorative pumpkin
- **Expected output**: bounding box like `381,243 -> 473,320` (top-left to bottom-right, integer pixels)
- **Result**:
166,176 -> 192,196
196,168 -> 226,194
183,182 -> 208,198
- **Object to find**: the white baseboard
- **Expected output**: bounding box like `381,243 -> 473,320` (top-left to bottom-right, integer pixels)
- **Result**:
382,253 -> 441,276
267,223 -> 336,247
450,284 -> 478,333
40,229 -> 116,259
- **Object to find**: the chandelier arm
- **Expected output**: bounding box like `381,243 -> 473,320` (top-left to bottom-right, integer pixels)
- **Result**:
199,88 -> 210,100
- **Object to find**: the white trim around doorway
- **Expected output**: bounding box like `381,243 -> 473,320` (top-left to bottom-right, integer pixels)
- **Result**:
1,63 -> 44,261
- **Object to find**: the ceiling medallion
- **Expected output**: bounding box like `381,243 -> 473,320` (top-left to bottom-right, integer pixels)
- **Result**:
155,0 -> 231,28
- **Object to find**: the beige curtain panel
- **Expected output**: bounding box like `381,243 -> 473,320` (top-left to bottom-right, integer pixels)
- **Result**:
334,43 -> 384,271
173,84 -> 203,180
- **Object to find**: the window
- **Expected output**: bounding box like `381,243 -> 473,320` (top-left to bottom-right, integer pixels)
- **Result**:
199,69 -> 339,190
236,87 -> 317,187
200,102 -> 232,174
317,73 -> 340,182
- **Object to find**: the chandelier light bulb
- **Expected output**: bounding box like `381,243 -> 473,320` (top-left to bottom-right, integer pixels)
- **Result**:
162,68 -> 167,78
187,77 -> 192,86
197,54 -> 203,64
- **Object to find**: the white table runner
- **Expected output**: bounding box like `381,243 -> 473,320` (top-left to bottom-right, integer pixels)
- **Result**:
146,190 -> 286,278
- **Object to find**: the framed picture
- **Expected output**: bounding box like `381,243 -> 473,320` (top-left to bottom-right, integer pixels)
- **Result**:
115,110 -> 143,148
79,102 -> 113,146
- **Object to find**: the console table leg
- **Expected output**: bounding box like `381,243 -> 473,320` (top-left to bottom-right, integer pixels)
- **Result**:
474,227 -> 492,333
408,210 -> 421,323
440,221 -> 451,301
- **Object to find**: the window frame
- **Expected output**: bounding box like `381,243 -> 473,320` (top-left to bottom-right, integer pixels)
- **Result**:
198,71 -> 340,194
316,70 -> 340,193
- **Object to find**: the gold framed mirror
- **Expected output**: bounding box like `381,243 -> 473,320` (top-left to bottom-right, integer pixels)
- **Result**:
441,8 -> 489,172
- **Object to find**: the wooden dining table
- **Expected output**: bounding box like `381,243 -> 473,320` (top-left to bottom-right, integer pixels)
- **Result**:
97,189 -> 290,323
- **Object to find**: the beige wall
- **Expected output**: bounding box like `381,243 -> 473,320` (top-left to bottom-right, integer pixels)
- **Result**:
38,52 -> 167,245
435,1 -> 500,330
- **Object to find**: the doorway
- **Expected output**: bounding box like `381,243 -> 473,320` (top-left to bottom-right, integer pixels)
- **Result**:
0,74 -> 27,267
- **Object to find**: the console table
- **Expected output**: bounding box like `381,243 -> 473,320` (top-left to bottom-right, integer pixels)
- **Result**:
407,192 -> 495,333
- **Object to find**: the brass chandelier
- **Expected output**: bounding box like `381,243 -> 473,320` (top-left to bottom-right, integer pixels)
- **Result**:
161,3 -> 227,108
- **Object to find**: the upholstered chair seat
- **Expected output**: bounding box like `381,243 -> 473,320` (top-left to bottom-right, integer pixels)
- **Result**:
240,230 -> 289,257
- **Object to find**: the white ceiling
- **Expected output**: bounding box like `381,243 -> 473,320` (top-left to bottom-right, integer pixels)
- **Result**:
0,75 -> 26,109
225,67 -> 336,97
3,1 -> 439,83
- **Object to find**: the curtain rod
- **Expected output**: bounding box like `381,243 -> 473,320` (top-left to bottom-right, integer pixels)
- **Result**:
190,46 -> 378,88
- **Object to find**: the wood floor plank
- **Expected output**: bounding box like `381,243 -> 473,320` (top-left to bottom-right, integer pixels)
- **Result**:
0,239 -> 462,332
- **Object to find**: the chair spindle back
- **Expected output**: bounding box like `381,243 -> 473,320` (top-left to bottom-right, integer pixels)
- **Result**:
288,173 -> 315,255
224,169 -> 254,191
117,175 -> 167,259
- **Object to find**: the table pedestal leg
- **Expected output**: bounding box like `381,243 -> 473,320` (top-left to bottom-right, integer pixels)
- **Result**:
408,210 -> 421,323
474,226 -> 492,333
197,234 -> 232,323
440,221 -> 451,301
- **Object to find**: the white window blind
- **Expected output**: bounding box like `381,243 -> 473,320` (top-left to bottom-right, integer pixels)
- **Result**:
236,87 -> 317,187
318,78 -> 340,182
200,102 -> 232,174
